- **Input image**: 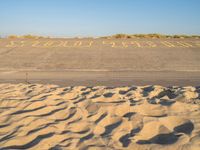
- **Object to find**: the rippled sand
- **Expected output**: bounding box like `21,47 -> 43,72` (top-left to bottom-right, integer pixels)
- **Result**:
0,84 -> 200,150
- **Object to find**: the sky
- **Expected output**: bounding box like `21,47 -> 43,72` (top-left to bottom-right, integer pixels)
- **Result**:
0,0 -> 200,37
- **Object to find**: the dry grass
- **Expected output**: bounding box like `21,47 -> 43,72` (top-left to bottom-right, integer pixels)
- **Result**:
113,34 -> 132,39
7,35 -> 48,39
102,34 -> 200,39
8,35 -> 19,39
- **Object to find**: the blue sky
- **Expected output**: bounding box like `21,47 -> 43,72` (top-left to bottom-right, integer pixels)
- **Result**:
0,0 -> 200,37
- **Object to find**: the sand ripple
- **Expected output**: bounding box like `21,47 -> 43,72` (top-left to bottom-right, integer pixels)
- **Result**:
0,84 -> 200,149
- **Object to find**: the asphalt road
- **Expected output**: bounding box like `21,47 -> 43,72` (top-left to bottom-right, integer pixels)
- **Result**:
0,38 -> 200,86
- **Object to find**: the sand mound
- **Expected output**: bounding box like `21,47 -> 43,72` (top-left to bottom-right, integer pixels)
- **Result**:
0,84 -> 200,149
134,101 -> 167,117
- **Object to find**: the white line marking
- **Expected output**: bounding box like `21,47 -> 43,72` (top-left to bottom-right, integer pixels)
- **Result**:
32,41 -> 40,47
146,41 -> 157,48
103,41 -> 115,47
131,41 -> 141,48
122,42 -> 128,48
176,42 -> 193,48
6,41 -> 24,47
63,41 -> 76,47
44,41 -> 54,47
161,41 -> 175,47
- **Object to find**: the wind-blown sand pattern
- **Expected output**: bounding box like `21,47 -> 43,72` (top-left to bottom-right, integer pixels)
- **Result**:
0,84 -> 200,150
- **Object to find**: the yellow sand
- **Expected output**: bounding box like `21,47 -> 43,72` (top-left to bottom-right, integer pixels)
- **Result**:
0,84 -> 200,150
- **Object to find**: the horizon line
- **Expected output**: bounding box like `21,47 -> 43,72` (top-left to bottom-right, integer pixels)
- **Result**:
1,33 -> 200,39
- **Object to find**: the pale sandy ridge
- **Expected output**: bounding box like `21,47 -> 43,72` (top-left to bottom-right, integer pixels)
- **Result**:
0,84 -> 200,150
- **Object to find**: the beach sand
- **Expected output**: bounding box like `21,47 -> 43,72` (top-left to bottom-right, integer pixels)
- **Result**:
0,83 -> 200,149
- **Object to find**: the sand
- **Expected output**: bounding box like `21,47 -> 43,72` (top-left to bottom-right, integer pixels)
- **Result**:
0,84 -> 200,150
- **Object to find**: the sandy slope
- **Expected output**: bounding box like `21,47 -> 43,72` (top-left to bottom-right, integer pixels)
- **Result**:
0,84 -> 200,150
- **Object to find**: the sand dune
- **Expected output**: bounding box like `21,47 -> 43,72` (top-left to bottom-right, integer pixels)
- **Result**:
0,84 -> 200,149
